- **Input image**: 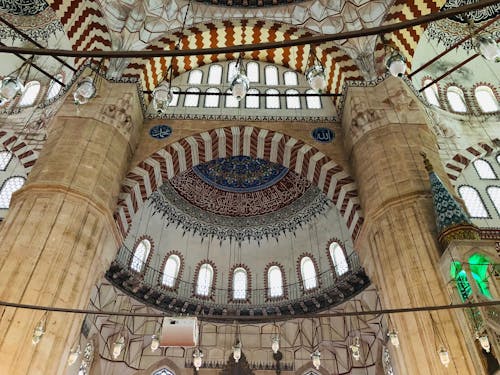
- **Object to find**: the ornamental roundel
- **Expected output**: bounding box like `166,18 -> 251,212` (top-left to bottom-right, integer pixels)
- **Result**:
0,0 -> 49,16
149,124 -> 172,140
311,127 -> 335,143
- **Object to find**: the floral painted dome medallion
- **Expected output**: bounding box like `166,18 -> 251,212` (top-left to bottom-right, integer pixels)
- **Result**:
192,155 -> 288,193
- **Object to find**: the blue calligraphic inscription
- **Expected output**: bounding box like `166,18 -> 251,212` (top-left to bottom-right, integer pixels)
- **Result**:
312,127 -> 334,143
149,124 -> 172,140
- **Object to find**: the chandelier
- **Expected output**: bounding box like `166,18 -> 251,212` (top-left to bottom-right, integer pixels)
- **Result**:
305,46 -> 327,93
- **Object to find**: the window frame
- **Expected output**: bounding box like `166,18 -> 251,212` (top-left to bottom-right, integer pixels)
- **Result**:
446,86 -> 467,113
474,85 -> 498,113
457,185 -> 490,218
184,87 -> 200,107
161,252 -> 182,289
422,79 -> 440,107
194,261 -> 216,298
486,185 -> 500,216
327,240 -> 349,277
305,89 -> 321,109
245,88 -> 260,109
285,89 -> 301,109
129,237 -> 153,274
188,69 -> 203,85
265,88 -> 280,109
231,267 -> 249,301
0,175 -> 26,209
473,159 -> 497,180
207,64 -> 223,85
18,81 -> 41,107
299,255 -> 319,292
46,74 -> 64,100
266,263 -> 286,300
265,65 -> 279,86
0,150 -> 13,171
283,71 -> 298,86
204,88 -> 220,108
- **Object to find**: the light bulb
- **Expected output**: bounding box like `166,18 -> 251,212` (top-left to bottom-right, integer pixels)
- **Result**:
230,73 -> 250,101
112,336 -> 125,359
385,50 -> 406,77
152,82 -> 173,114
67,345 -> 81,366
311,350 -> 321,370
271,336 -> 280,354
478,334 -> 490,353
0,76 -> 24,101
438,347 -> 450,367
151,334 -> 160,352
233,342 -> 242,363
476,35 -> 499,61
73,77 -> 96,105
305,64 -> 327,93
350,336 -> 361,361
32,319 -> 45,345
388,330 -> 399,347
193,348 -> 203,371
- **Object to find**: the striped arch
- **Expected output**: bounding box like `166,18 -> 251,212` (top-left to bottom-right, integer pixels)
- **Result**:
0,131 -> 38,174
122,20 -> 351,94
115,126 -> 363,240
444,140 -> 498,183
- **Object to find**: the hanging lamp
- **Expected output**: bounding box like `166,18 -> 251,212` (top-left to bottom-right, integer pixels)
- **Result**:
311,350 -> 321,369
193,348 -> 204,371
31,315 -> 46,345
67,344 -> 81,366
468,19 -> 499,62
73,60 -> 103,105
230,55 -> 250,101
0,56 -> 34,104
153,64 -> 175,114
305,45 -> 327,93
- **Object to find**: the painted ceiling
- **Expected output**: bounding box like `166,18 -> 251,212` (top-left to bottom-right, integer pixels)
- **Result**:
150,156 -> 330,242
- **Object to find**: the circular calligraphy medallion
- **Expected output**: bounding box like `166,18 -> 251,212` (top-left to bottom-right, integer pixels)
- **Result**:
149,124 -> 172,140
311,127 -> 335,143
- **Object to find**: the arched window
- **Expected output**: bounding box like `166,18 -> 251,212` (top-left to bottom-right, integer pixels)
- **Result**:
170,87 -> 180,107
286,89 -> 300,109
225,89 -> 239,108
208,65 -> 223,85
131,239 -> 151,272
487,186 -> 500,215
0,176 -> 26,208
205,88 -> 220,108
446,86 -> 467,113
245,89 -> 259,108
227,61 -> 238,83
329,242 -> 348,276
184,88 -> 200,107
473,159 -> 496,179
246,61 -> 259,83
458,185 -> 489,218
46,74 -> 63,100
284,71 -> 298,86
162,254 -> 181,287
232,267 -> 247,300
18,81 -> 40,107
196,263 -> 214,296
188,70 -> 203,85
265,89 -> 280,109
305,89 -> 321,109
300,257 -> 318,290
422,79 -> 440,107
268,266 -> 283,298
475,86 -> 498,113
497,154 -> 500,166
0,151 -> 13,171
153,369 -> 175,375
265,65 -> 279,85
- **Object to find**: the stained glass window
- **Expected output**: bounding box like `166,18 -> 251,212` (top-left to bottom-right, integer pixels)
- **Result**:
329,242 -> 348,276
447,87 -> 467,113
205,88 -> 220,108
47,74 -> 63,100
473,159 -> 496,179
162,254 -> 180,287
184,88 -> 200,107
458,185 -> 489,218
423,79 -> 440,107
131,239 -> 151,272
265,66 -> 279,85
0,151 -> 13,171
0,176 -> 25,208
284,71 -> 298,86
268,266 -> 283,298
300,257 -> 317,290
233,267 -> 247,300
18,81 -> 40,107
305,89 -> 321,109
245,89 -> 259,109
475,86 -> 498,113
196,264 -> 213,296
208,65 -> 222,85
487,186 -> 500,215
286,89 -> 300,109
188,70 -> 203,85
265,89 -> 280,109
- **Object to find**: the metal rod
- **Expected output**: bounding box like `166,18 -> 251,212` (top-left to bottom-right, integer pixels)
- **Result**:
0,15 -> 76,72
408,15 -> 500,78
0,298 -> 498,321
0,0 -> 495,59
419,53 -> 479,92
0,41 -> 65,86
144,90 -> 342,97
